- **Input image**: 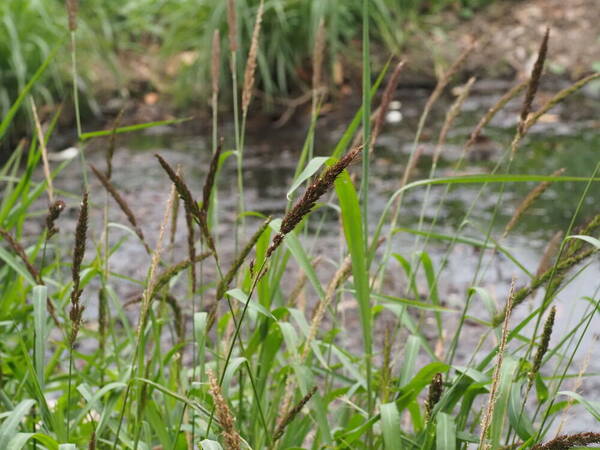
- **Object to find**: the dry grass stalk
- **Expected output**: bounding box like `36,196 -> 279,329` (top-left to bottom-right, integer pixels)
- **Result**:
555,351 -> 591,436
66,0 -> 78,31
433,76 -> 476,164
242,0 -> 264,116
267,145 -> 362,257
532,432 -> 600,450
30,98 -> 54,203
424,373 -> 444,421
465,80 -> 527,151
288,256 -> 321,311
479,280 -> 515,450
216,217 -> 271,300
303,255 -> 352,360
312,19 -> 326,99
226,0 -> 238,53
523,72 -> 600,134
69,192 -> 88,345
212,29 -> 221,104
138,184 -> 176,335
274,386 -> 317,442
90,165 -> 152,255
45,200 -> 65,239
370,60 -> 406,151
503,168 -> 565,238
536,230 -> 563,277
529,306 -> 555,384
208,369 -> 241,450
518,28 -> 550,135
124,253 -> 211,307
278,254 -> 353,424
401,145 -> 425,187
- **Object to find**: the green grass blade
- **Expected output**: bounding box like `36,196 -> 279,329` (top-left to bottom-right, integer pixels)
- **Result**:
334,169 -> 372,409
0,45 -> 59,143
436,412 -> 456,450
32,285 -> 47,389
0,399 -> 36,448
79,117 -> 193,140
380,402 -> 402,450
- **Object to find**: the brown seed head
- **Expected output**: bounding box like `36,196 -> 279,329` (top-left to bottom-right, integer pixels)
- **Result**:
518,28 -> 550,135
45,200 -> 65,239
226,0 -> 237,53
425,372 -> 444,421
211,29 -> 221,101
529,306 -> 556,382
208,369 -> 241,450
532,432 -> 600,450
274,386 -> 318,442
66,0 -> 78,31
242,0 -> 264,116
266,145 -> 362,257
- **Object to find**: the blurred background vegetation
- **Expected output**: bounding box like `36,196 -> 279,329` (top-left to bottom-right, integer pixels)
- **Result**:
0,0 -> 495,120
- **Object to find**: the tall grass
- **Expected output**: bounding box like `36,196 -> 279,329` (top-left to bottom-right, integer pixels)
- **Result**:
0,7 -> 599,450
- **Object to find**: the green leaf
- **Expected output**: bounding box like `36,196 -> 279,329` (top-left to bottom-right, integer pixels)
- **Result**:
0,400 -> 36,448
508,381 -> 535,440
380,402 -> 402,450
334,170 -> 372,365
80,117 -> 193,140
287,157 -> 328,200
558,391 -> 600,421
0,247 -> 36,286
399,336 -> 420,387
436,412 -> 456,450
226,288 -> 276,320
490,356 -> 519,447
7,433 -> 58,450
270,219 -> 325,298
32,286 -> 47,389
566,234 -> 600,249
200,440 -> 223,450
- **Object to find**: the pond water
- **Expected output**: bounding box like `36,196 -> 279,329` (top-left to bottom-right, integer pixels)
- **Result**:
48,78 -> 600,433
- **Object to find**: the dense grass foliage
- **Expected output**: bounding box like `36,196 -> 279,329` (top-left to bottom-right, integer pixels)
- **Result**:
0,0 -> 495,119
1,2 -> 599,450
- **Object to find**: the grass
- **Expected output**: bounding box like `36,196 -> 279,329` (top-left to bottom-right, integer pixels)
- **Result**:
0,0 -> 498,134
1,3 -> 600,450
